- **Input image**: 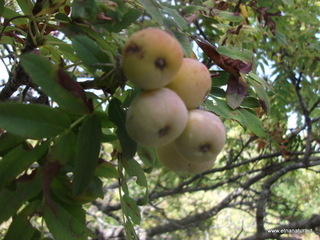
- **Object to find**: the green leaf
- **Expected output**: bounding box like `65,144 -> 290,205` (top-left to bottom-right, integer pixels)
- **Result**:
138,0 -> 163,25
71,35 -> 109,73
241,97 -> 261,108
206,97 -> 266,138
0,169 -> 42,224
172,30 -> 192,57
124,218 -> 139,240
101,7 -> 142,33
0,103 -> 71,139
95,161 -> 119,179
0,0 -> 4,16
233,108 -> 266,138
250,80 -> 271,113
205,8 -> 243,22
4,200 -> 41,240
20,53 -> 91,115
16,0 -> 33,15
72,114 -> 102,196
71,0 -> 98,21
247,72 -> 273,90
122,194 -> 141,225
0,142 -> 49,189
47,131 -> 76,165
1,7 -> 28,25
44,202 -> 94,240
122,158 -> 148,188
108,98 -> 137,159
217,46 -> 253,63
161,6 -> 188,30
0,132 -> 25,156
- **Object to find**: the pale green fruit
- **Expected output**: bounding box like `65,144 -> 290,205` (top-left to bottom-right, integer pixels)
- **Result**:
174,109 -> 226,163
125,88 -> 188,147
166,58 -> 212,109
156,142 -> 215,174
122,28 -> 183,90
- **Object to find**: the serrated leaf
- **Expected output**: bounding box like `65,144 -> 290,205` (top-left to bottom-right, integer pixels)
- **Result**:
217,46 -> 253,63
233,108 -> 266,138
0,103 -> 71,139
122,158 -> 148,188
206,97 -> 266,138
123,194 -> 141,225
108,98 -> 137,159
0,142 -> 49,189
138,0 -> 163,25
0,170 -> 42,224
241,97 -> 261,108
250,80 -> 271,113
161,6 -> 188,30
21,53 -> 91,115
95,161 -> 119,179
44,202 -> 94,240
71,35 -> 109,73
72,114 -> 102,196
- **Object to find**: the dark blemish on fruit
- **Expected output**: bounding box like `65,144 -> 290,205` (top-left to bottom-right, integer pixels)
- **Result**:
154,58 -> 166,70
199,143 -> 211,153
158,126 -> 169,137
124,43 -> 144,58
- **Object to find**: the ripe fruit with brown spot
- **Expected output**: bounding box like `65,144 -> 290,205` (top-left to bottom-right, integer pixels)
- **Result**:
174,109 -> 226,163
122,28 -> 183,90
166,58 -> 212,109
125,88 -> 188,147
156,142 -> 215,174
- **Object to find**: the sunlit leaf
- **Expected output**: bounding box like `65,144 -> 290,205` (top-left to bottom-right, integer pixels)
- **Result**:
44,202 -> 94,240
71,35 -> 110,73
138,0 -> 163,25
122,194 -> 141,225
217,46 -> 254,64
122,158 -> 148,188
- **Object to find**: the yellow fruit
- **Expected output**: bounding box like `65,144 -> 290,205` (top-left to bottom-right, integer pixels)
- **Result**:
174,109 -> 225,163
125,88 -> 188,147
156,142 -> 215,174
166,58 -> 212,109
122,28 -> 183,90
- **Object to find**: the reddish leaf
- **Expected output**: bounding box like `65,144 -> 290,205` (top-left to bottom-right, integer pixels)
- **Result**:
56,68 -> 93,112
255,7 -> 281,35
226,75 -> 247,109
42,161 -> 63,215
193,36 -> 252,76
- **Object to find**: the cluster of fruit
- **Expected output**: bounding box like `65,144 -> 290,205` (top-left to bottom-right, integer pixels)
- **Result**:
122,28 -> 226,174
